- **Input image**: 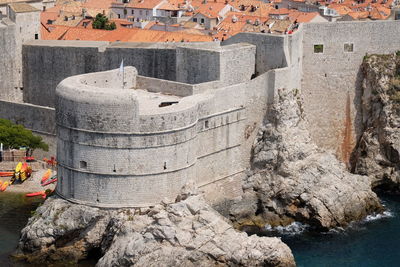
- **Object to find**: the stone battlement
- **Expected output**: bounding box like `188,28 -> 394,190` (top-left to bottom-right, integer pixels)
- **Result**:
1,20 -> 400,207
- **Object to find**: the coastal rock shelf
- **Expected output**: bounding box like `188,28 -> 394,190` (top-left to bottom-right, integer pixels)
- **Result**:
352,53 -> 400,191
229,88 -> 383,230
16,196 -> 295,266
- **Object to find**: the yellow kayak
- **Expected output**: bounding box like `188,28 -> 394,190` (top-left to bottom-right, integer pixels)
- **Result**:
41,169 -> 52,183
15,162 -> 22,173
0,181 -> 9,192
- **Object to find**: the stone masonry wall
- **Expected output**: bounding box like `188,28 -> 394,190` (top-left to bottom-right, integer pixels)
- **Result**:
0,19 -> 18,101
301,21 -> 400,163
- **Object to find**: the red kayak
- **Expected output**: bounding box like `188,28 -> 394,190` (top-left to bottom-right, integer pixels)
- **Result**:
26,191 -> 46,197
42,178 -> 57,187
0,172 -> 14,177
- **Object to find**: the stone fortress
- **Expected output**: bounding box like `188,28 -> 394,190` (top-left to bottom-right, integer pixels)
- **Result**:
0,6 -> 400,207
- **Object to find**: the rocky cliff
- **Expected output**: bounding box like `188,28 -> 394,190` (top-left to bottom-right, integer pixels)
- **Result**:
351,53 -> 400,191
15,195 -> 295,266
230,88 -> 382,230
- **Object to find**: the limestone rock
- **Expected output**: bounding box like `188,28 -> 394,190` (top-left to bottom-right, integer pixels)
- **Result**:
351,53 -> 400,191
16,195 -> 295,266
231,88 -> 383,230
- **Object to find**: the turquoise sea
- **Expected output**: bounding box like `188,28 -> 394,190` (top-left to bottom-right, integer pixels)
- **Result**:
1,193 -> 400,266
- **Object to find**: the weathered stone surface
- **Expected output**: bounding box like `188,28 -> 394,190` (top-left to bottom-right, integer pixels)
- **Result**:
16,195 -> 295,266
230,88 -> 383,230
351,53 -> 400,191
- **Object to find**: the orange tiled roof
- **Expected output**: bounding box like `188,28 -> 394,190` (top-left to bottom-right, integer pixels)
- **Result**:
126,0 -> 164,9
41,25 -> 213,42
288,10 -> 320,22
194,2 -> 228,18
328,4 -> 352,15
158,1 -> 181,10
82,0 -> 115,9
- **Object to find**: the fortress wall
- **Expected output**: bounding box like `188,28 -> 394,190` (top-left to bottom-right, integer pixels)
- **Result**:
287,27 -> 303,90
136,76 -> 193,96
22,41 -> 177,108
0,21 -> 18,101
301,21 -> 400,162
56,68 -> 204,207
23,42 -> 108,107
219,43 -> 256,85
0,100 -> 55,134
57,168 -> 196,207
175,46 -> 220,84
222,32 -> 288,75
0,99 -> 56,156
23,41 -> 235,108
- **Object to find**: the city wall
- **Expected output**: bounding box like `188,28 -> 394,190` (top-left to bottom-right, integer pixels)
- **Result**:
0,19 -> 18,101
23,41 -> 241,108
301,20 -> 400,162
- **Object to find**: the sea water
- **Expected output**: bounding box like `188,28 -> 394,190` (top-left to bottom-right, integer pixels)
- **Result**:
273,194 -> 400,267
0,192 -> 42,266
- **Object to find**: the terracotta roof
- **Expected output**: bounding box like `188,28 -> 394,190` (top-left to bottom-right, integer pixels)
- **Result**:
158,2 -> 180,10
288,10 -> 320,22
269,8 -> 290,15
194,2 -> 228,18
82,0 -> 115,9
328,4 -> 352,15
41,25 -> 213,42
265,18 -> 292,33
126,0 -> 164,9
8,2 -> 39,13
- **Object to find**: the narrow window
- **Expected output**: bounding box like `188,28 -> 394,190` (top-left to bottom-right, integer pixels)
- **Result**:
34,34 -> 38,40
344,43 -> 353,52
113,164 -> 116,172
314,44 -> 323,53
79,161 -> 87,169
164,162 -> 167,170
201,18 -> 205,24
205,120 -> 209,128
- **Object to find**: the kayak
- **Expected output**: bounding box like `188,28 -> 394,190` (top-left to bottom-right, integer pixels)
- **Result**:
0,181 -> 9,192
15,162 -> 22,173
21,162 -> 28,173
41,169 -> 52,183
26,191 -> 46,197
0,172 -> 14,177
41,174 -> 56,185
42,178 -> 57,187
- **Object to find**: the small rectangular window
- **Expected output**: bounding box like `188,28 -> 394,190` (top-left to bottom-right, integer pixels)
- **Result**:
34,34 -> 38,40
205,120 -> 209,128
193,18 -> 197,22
201,18 -> 205,23
131,10 -> 134,15
314,44 -> 323,53
344,43 -> 353,52
79,161 -> 87,169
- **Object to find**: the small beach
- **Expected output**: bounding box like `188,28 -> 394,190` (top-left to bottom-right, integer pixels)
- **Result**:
1,162 -> 56,193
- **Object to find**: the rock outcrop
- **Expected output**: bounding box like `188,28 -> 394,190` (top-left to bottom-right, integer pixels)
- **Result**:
351,53 -> 400,191
230,88 -> 382,230
16,196 -> 295,266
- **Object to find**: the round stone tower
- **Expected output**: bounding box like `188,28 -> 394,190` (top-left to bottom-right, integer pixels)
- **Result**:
55,67 -> 198,207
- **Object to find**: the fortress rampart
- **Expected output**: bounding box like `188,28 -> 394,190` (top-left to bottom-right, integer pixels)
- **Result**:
1,20 -> 400,206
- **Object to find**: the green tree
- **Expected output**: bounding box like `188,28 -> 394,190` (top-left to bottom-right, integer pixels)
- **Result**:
92,13 -> 116,30
0,119 -> 49,152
